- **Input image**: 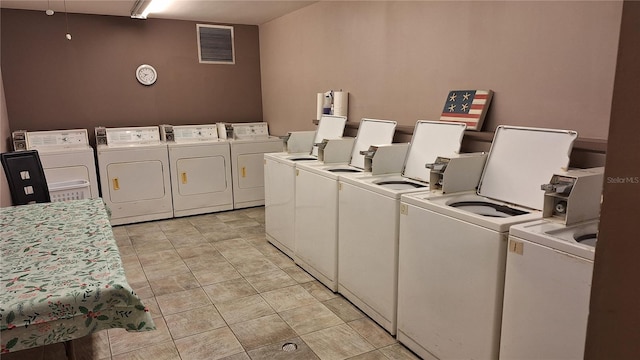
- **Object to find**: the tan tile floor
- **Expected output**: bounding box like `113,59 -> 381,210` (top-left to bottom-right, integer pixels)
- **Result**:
2,207 -> 420,360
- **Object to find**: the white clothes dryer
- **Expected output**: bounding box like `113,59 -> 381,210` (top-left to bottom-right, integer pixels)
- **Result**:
95,126 -> 173,226
500,219 -> 597,360
227,123 -> 283,209
337,120 -> 467,335
19,129 -> 99,201
294,118 -> 397,291
265,115 -> 348,258
396,126 -> 578,360
163,124 -> 233,218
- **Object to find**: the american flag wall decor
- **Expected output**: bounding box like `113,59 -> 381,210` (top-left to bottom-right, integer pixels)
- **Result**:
439,90 -> 494,131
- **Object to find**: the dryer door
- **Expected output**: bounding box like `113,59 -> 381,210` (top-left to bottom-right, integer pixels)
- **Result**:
107,160 -> 166,202
237,153 -> 265,190
176,156 -> 227,195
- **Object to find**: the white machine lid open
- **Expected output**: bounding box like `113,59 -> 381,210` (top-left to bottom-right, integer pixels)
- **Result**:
311,115 -> 347,156
477,125 -> 577,210
401,121 -> 466,182
348,118 -> 397,169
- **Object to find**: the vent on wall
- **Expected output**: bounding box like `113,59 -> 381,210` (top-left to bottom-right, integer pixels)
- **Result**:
197,24 -> 235,64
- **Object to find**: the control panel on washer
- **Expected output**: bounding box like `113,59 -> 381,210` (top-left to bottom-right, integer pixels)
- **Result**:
96,127 -> 162,146
173,125 -> 219,142
231,123 -> 270,139
26,129 -> 90,149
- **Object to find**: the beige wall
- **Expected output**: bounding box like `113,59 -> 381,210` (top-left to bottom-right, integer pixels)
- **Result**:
0,69 -> 11,207
259,1 -> 622,139
1,9 -> 263,143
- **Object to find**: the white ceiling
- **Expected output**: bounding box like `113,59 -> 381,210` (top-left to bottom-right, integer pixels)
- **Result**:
0,0 -> 317,25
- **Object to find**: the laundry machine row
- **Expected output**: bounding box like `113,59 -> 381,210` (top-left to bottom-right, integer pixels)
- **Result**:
262,118 -> 600,360
264,115 -> 348,259
293,118 -> 399,291
270,118 -> 484,337
95,122 -> 281,225
167,122 -> 282,212
336,120 -> 470,335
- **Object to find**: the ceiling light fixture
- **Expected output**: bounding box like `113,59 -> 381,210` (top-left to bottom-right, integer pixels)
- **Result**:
131,0 -> 151,19
45,0 -> 54,15
64,0 -> 71,40
131,0 -> 170,20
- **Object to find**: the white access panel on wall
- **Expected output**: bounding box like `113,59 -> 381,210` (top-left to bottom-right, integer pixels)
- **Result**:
22,129 -> 99,201
166,124 -> 233,217
228,122 -> 283,209
95,126 -> 172,226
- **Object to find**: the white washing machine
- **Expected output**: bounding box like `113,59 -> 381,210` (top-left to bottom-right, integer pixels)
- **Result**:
95,126 -> 173,226
227,122 -> 283,209
163,124 -> 233,218
294,118 -> 397,291
500,219 -> 597,360
337,120 -> 467,335
16,129 -> 99,201
499,166 -> 604,360
396,125 -> 578,360
264,115 -> 348,258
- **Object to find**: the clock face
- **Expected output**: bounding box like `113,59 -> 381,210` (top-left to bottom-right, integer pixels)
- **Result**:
136,64 -> 157,85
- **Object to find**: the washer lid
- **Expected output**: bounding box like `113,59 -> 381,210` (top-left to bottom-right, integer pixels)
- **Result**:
311,115 -> 347,156
348,118 -> 397,169
402,121 -> 466,183
374,180 -> 428,191
477,125 -> 577,210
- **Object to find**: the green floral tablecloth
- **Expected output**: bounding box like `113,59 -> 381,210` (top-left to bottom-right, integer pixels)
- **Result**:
0,199 -> 155,354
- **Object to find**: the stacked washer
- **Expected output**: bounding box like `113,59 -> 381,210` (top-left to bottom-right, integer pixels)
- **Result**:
500,167 -> 604,360
226,122 -> 283,209
294,118 -> 397,291
264,115 -> 348,258
13,129 -> 99,202
95,126 -> 172,226
162,124 -> 233,218
396,126 -> 578,360
336,120 -> 467,335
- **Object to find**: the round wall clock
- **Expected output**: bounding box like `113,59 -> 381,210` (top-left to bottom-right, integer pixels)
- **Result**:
136,64 -> 157,86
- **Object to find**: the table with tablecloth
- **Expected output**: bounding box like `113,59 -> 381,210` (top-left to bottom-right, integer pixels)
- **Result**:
0,198 -> 155,354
